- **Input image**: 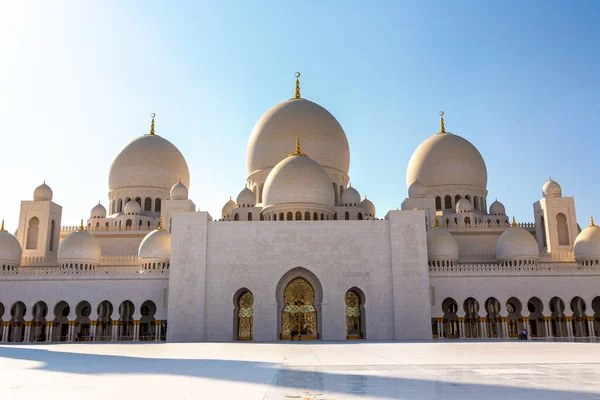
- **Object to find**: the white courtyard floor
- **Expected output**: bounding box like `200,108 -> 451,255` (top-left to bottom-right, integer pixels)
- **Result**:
1,341 -> 600,400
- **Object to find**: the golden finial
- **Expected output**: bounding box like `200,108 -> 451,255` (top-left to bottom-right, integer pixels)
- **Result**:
439,111 -> 445,133
590,216 -> 597,227
79,219 -> 84,230
0,219 -> 4,231
289,137 -> 306,157
511,216 -> 517,227
150,113 -> 156,135
433,218 -> 439,228
157,219 -> 163,230
294,72 -> 301,99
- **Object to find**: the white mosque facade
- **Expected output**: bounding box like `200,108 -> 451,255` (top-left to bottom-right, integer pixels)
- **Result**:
1,77 -> 600,343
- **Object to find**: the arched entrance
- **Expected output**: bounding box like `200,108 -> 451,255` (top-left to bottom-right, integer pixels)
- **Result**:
139,300 -> 157,341
345,288 -> 365,339
506,297 -> 523,337
235,290 -> 254,341
441,297 -> 459,338
463,297 -> 480,338
97,300 -> 113,341
527,297 -> 546,337
31,301 -> 48,342
485,297 -> 502,338
281,277 -> 318,340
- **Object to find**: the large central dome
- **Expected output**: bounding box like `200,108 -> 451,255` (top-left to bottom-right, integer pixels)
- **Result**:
406,131 -> 487,189
246,98 -> 350,176
109,134 -> 190,192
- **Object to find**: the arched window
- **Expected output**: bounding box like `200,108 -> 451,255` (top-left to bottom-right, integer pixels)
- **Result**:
126,219 -> 132,228
234,213 -> 239,221
26,217 -> 40,249
435,197 -> 442,210
280,213 -> 284,221
138,220 -> 143,227
155,198 -> 162,212
273,214 -> 277,221
295,211 -> 302,220
117,199 -> 123,213
345,289 -> 364,339
49,219 -> 55,251
444,195 -> 452,209
556,213 -> 569,245
455,195 -> 461,204
464,217 -> 471,225
237,291 -> 254,341
135,197 -> 141,206
321,213 -> 324,220
313,212 -> 318,221
305,212 -> 310,220
473,196 -> 479,210
345,211 -> 350,220
333,182 -> 339,204
287,212 -> 293,221
125,197 -> 131,205
465,195 -> 471,202
540,215 -> 547,248
358,213 -> 363,220
144,198 -> 152,212
247,212 -> 252,221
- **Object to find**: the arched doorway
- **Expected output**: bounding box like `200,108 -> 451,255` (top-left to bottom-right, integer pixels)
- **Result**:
592,296 -> 600,337
139,300 -> 157,341
75,301 -> 92,341
506,297 -> 523,337
441,297 -> 459,338
549,297 -> 567,337
570,297 -> 588,337
463,297 -> 480,338
281,277 -> 318,340
235,290 -> 254,341
9,301 -> 26,342
0,302 -> 4,342
485,297 -> 502,338
53,301 -> 70,342
527,297 -> 546,337
31,301 -> 48,342
97,301 -> 113,341
345,288 -> 365,339
118,300 -> 135,341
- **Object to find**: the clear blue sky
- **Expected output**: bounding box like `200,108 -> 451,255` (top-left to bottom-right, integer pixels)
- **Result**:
1,1 -> 599,231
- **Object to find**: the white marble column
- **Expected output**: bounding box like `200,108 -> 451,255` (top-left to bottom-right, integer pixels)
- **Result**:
23,322 -> 31,343
133,321 -> 140,341
157,322 -> 162,341
154,321 -> 160,341
66,322 -> 73,342
501,318 -> 508,338
588,317 -> 595,337
46,323 -> 54,343
459,318 -> 465,339
566,317 -> 573,338
480,318 -> 487,338
1,323 -> 8,343
111,321 -> 119,341
545,318 -> 551,338
89,321 -> 97,341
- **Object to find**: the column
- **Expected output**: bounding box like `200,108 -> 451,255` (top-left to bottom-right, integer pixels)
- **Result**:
133,321 -> 140,341
566,316 -> 573,338
46,322 -> 54,343
501,317 -> 509,338
66,321 -> 74,342
545,317 -> 552,338
522,317 -> 529,336
587,316 -> 595,337
154,320 -> 160,341
89,321 -> 97,341
23,321 -> 32,343
111,321 -> 119,341
437,318 -> 444,339
1,322 -> 9,343
157,321 -> 162,341
480,318 -> 487,338
458,318 -> 465,339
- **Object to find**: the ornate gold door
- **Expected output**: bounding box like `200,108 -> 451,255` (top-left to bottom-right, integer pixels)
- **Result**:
345,290 -> 362,339
237,291 -> 254,340
281,278 -> 318,340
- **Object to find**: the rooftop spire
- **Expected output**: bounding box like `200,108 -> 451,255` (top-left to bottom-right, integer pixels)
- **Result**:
439,111 -> 445,133
157,219 -> 163,230
150,113 -> 156,135
294,72 -> 301,99
433,218 -> 439,228
79,219 -> 84,230
590,216 -> 597,228
289,137 -> 306,157
511,216 -> 517,227
0,219 -> 4,231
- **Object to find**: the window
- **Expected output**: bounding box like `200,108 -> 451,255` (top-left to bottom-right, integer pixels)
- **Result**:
557,213 -> 569,245
455,195 -> 461,204
144,198 -> 152,212
444,195 -> 452,209
234,214 -> 239,221
435,197 -> 442,210
345,211 -> 350,220
155,198 -> 162,212
49,219 -> 55,251
287,212 -> 293,221
26,217 -> 40,249
473,196 -> 479,210
305,212 -> 310,220
117,199 -> 123,213
295,211 -> 302,220
358,213 -> 363,220
248,212 -> 252,221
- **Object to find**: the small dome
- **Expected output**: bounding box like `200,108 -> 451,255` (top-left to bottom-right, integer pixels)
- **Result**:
574,219 -> 600,262
58,228 -> 101,265
406,131 -> 487,190
427,228 -> 459,262
222,197 -> 237,217
496,224 -> 539,261
170,181 -> 188,200
360,197 -> 376,217
236,187 -> 255,207
455,198 -> 473,213
33,182 -> 53,201
90,202 -> 107,219
408,179 -> 426,198
542,178 -> 562,197
124,200 -> 141,215
139,228 -> 171,261
341,186 -> 361,206
489,199 -> 505,215
0,225 -> 22,266
263,151 -> 334,208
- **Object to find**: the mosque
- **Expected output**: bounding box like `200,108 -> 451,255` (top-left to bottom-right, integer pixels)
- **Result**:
1,74 -> 599,343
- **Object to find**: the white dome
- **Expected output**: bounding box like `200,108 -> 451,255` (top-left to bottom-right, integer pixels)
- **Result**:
542,179 -> 562,197
496,224 -> 539,261
427,227 -> 459,262
124,200 -> 141,215
408,179 -> 426,198
341,186 -> 361,206
455,198 -> 473,213
138,228 -> 171,261
222,197 -> 237,217
263,152 -> 334,208
246,98 -> 350,176
33,182 -> 53,201
360,197 -> 376,217
90,202 -> 107,219
406,132 -> 487,190
109,134 -> 190,192
489,199 -> 505,215
236,187 -> 255,207
170,181 -> 188,200
574,220 -> 600,262
0,225 -> 22,265
58,228 -> 101,265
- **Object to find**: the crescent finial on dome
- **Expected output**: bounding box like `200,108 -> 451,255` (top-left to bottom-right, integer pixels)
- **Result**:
0,219 -> 4,231
294,72 -> 301,99
157,219 -> 163,230
511,216 -> 517,227
150,113 -> 156,135
79,219 -> 85,231
433,218 -> 439,228
439,111 -> 445,133
289,137 -> 306,157
590,216 -> 597,228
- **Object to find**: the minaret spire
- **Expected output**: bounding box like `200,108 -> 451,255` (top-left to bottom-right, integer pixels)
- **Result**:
439,111 -> 445,133
150,113 -> 156,135
294,72 -> 301,99
79,219 -> 85,230
590,216 -> 597,227
289,137 -> 306,157
511,216 -> 517,227
157,219 -> 163,230
0,220 -> 4,231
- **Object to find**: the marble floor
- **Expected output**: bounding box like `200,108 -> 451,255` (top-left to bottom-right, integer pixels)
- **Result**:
1,341 -> 600,399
